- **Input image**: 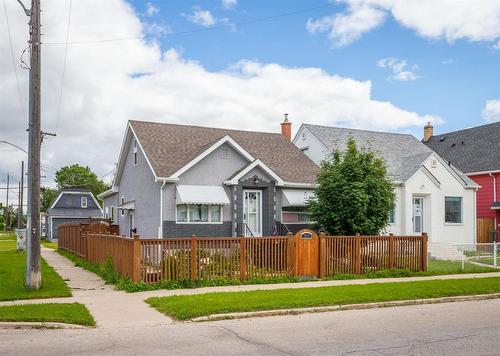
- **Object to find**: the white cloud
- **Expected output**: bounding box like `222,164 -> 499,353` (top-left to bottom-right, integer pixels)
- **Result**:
144,2 -> 159,17
185,7 -> 218,27
441,59 -> 454,65
482,100 -> 500,122
0,0 -> 439,202
377,58 -> 419,81
222,0 -> 237,10
307,3 -> 385,47
308,0 -> 500,47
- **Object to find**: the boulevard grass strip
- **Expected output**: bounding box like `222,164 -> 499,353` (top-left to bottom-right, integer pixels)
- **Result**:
0,248 -> 71,301
147,277 -> 500,320
0,303 -> 95,326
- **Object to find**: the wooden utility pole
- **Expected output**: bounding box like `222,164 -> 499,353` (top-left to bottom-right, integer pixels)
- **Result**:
25,0 -> 41,289
4,173 -> 10,232
18,161 -> 24,229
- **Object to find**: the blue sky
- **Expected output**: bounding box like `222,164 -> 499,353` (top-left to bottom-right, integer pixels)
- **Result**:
128,0 -> 499,134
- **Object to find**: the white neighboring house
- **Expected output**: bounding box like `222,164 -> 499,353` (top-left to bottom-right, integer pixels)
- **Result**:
293,124 -> 479,244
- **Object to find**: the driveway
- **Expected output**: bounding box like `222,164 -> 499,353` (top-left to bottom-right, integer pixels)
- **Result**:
1,298 -> 499,355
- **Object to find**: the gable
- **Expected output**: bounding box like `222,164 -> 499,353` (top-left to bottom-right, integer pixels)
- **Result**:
50,192 -> 102,211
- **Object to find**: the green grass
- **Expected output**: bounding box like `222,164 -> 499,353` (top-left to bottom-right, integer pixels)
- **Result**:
147,276 -> 500,320
41,241 -> 58,249
0,303 -> 95,326
0,247 -> 71,301
427,259 -> 497,273
0,233 -> 16,241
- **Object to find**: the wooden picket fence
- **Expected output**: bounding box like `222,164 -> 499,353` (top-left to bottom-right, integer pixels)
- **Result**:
58,226 -> 427,284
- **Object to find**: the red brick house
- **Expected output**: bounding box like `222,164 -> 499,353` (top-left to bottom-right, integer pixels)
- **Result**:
423,122 -> 500,242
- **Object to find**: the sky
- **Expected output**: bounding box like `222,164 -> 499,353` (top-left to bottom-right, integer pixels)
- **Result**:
1,0 -> 500,203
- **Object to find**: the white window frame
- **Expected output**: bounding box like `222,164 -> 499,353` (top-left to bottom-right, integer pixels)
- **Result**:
133,139 -> 138,166
175,204 -> 224,224
105,207 -> 109,218
120,197 -> 125,216
110,206 -> 115,222
389,207 -> 396,225
280,208 -> 313,224
444,196 -> 463,225
81,196 -> 88,208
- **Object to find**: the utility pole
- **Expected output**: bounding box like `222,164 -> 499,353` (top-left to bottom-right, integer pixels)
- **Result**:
18,161 -> 24,229
25,0 -> 41,289
5,173 -> 10,232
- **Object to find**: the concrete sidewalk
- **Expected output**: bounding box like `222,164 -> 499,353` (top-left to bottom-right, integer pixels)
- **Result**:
4,248 -> 500,329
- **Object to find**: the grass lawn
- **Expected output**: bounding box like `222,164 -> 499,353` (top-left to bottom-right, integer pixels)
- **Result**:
427,259 -> 497,273
0,233 -> 16,240
147,277 -> 500,320
41,241 -> 58,249
0,239 -> 71,301
0,303 -> 95,326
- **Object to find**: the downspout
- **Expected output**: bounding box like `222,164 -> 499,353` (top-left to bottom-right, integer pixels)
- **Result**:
159,180 -> 166,238
490,173 -> 497,233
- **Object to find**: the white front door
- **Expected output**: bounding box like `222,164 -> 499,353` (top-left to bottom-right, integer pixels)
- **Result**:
243,190 -> 262,237
413,197 -> 424,233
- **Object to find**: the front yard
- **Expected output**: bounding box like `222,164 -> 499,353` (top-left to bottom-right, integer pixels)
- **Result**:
147,276 -> 500,320
0,303 -> 95,326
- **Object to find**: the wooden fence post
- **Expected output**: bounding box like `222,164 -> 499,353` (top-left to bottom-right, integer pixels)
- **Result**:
132,234 -> 141,282
287,232 -> 296,276
319,232 -> 326,278
240,236 -> 246,280
191,235 -> 198,281
388,234 -> 395,269
355,234 -> 361,274
421,232 -> 428,271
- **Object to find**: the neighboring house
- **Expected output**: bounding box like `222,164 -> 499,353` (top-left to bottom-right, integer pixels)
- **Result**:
99,118 -> 318,238
423,121 -> 500,242
47,188 -> 103,240
293,124 -> 479,244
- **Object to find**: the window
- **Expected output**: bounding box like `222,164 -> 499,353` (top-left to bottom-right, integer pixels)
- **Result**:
301,131 -> 307,141
121,197 -> 125,216
81,197 -> 88,208
389,207 -> 396,224
110,206 -> 115,222
105,207 -> 109,218
133,140 -> 138,166
281,207 -> 312,224
445,197 -> 462,224
176,204 -> 223,223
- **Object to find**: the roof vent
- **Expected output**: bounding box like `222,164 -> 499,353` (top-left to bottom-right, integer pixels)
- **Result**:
451,143 -> 456,147
439,136 -> 446,142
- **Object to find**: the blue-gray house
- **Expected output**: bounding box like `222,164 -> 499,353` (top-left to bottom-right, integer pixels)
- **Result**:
47,187 -> 103,240
98,119 -> 318,238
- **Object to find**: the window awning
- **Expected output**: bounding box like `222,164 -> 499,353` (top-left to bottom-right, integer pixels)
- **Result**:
282,189 -> 315,207
176,185 -> 230,205
119,201 -> 135,210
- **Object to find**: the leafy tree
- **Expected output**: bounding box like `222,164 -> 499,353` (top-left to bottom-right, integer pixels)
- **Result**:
55,164 -> 109,200
309,137 -> 395,235
41,187 -> 57,212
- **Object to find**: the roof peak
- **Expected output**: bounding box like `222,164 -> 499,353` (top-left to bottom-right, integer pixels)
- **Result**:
303,123 -> 417,138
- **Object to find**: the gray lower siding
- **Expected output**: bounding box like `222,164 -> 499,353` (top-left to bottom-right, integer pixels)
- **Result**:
50,218 -> 90,240
163,221 -> 233,237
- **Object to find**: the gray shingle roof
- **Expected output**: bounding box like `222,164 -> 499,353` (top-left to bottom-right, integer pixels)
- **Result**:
424,122 -> 500,174
130,120 -> 319,184
304,124 -> 433,182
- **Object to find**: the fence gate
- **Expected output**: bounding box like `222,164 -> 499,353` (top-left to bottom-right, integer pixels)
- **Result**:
294,229 -> 319,277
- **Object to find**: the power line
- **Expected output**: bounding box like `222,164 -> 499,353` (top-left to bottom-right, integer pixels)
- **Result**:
3,0 -> 26,118
42,2 -> 335,45
54,0 -> 72,133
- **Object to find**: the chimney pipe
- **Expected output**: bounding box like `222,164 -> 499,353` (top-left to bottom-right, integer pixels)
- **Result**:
423,121 -> 433,142
281,113 -> 292,141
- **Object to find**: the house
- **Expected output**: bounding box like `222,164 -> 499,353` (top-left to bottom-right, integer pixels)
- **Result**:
98,118 -> 318,238
293,123 -> 479,244
47,187 -> 103,240
423,121 -> 500,242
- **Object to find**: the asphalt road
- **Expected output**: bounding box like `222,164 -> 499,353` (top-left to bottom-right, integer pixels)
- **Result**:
1,299 -> 500,356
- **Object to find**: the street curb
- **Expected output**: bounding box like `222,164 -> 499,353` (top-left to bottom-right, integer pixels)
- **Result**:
0,322 -> 92,330
191,293 -> 500,322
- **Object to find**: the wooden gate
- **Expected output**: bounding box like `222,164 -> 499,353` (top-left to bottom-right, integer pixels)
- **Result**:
477,218 -> 495,243
294,229 -> 319,277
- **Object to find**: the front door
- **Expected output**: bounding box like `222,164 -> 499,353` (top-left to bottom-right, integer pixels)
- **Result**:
413,197 -> 424,233
128,212 -> 135,237
243,190 -> 262,236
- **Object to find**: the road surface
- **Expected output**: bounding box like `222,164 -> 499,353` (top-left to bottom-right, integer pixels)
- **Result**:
1,299 -> 499,355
